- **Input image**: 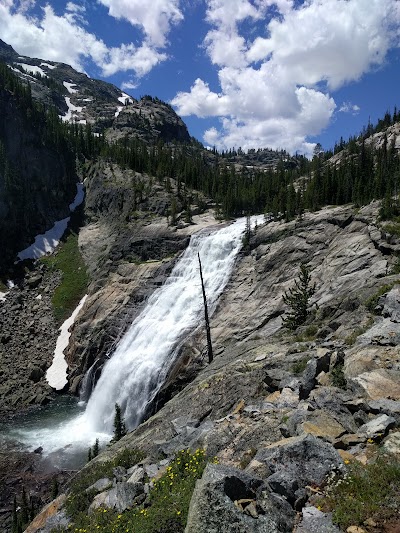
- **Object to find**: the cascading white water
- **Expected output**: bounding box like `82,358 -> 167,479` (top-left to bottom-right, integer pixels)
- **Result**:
85,215 -> 262,432
2,215 -> 262,461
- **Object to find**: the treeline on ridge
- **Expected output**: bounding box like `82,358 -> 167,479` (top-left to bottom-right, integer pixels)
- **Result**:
1,60 -> 400,222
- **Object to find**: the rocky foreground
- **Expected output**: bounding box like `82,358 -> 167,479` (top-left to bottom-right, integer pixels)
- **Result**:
17,201 -> 400,532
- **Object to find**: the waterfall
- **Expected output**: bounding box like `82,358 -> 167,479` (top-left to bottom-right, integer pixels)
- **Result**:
2,215 -> 262,460
84,216 -> 262,432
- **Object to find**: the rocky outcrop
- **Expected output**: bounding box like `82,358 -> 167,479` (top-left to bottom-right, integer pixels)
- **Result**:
64,161 -> 215,394
0,266 -> 59,416
0,85 -> 77,273
185,463 -> 295,533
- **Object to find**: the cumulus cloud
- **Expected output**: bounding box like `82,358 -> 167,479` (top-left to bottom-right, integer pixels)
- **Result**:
97,0 -> 183,48
0,0 -> 182,80
172,0 -> 400,155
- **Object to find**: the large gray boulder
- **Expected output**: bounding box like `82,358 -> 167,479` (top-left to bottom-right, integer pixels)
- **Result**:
185,464 -> 295,533
248,434 -> 343,505
89,481 -> 145,513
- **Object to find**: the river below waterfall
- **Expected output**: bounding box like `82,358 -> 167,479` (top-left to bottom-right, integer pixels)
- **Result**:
0,215 -> 263,467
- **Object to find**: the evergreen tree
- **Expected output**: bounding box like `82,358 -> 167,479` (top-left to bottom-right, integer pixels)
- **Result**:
112,403 -> 127,442
92,438 -> 100,457
282,264 -> 316,330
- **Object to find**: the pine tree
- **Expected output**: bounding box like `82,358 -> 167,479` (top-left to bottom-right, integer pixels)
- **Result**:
282,264 -> 316,330
92,438 -> 100,457
51,478 -> 59,500
112,403 -> 127,442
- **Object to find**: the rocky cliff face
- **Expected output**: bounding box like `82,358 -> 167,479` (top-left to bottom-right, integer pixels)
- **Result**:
0,39 -> 191,146
24,200 -> 400,533
0,84 -> 77,273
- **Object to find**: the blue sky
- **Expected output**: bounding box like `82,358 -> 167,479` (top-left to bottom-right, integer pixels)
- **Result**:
1,0 -> 400,156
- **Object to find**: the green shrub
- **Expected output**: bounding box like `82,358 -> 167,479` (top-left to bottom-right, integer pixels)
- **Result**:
41,232 -> 88,324
66,448 -> 144,518
365,283 -> 396,314
320,454 -> 400,530
330,363 -> 346,389
62,449 -> 209,533
291,356 -> 309,375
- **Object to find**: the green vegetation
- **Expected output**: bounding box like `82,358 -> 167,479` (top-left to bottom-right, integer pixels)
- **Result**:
283,264 -> 316,330
111,403 -> 127,443
63,449 -> 209,533
239,448 -> 257,469
330,363 -> 346,388
294,324 -> 318,342
382,220 -> 400,238
320,454 -> 400,530
12,487 -> 34,533
40,232 -> 88,324
65,448 -> 145,519
291,356 -> 310,375
365,283 -> 397,314
3,58 -> 400,225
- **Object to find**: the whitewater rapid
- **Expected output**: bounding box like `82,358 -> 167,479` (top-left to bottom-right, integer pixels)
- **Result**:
4,215 -> 263,460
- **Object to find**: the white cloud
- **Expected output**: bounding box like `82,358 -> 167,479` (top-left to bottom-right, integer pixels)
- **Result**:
338,102 -> 361,115
97,0 -> 183,47
0,0 -> 182,80
172,0 -> 400,155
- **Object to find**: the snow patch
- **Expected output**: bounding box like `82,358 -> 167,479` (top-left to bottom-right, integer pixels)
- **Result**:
16,63 -> 47,77
17,183 -> 85,261
0,281 -> 14,302
60,97 -> 83,122
118,92 -> 133,105
69,183 -> 84,210
115,106 -> 124,118
63,81 -> 78,94
41,62 -> 56,70
46,295 -> 88,390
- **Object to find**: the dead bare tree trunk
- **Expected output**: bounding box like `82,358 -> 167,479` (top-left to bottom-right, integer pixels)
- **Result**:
198,252 -> 213,364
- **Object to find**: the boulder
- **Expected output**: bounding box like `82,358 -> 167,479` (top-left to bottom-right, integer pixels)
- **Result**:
357,414 -> 396,440
382,431 -> 400,455
295,506 -> 341,532
299,411 -> 347,442
185,463 -> 295,533
89,481 -> 144,513
127,466 -> 145,484
86,478 -> 112,493
351,369 -> 400,400
24,494 -> 68,533
248,434 -> 343,505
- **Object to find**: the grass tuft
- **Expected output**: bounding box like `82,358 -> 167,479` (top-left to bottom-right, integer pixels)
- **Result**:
40,232 -> 88,324
319,454 -> 400,531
